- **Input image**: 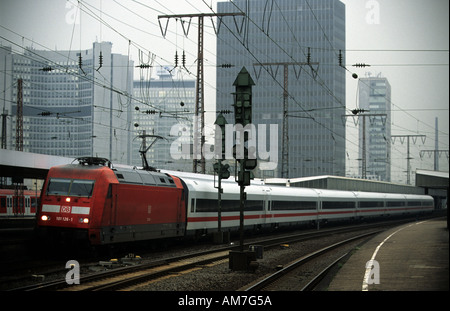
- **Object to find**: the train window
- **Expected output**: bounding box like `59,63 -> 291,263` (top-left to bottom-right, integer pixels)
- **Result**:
242,200 -> 264,211
387,201 -> 406,207
322,201 -> 355,209
47,178 -> 71,195
70,180 -> 95,197
195,199 -> 215,212
359,201 -> 384,208
407,201 -> 422,206
272,200 -> 317,211
195,199 -> 263,213
47,178 -> 95,197
422,200 -> 432,206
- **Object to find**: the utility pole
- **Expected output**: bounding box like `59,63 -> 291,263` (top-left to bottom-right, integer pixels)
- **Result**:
391,134 -> 426,184
1,109 -> 7,149
419,118 -> 448,171
343,112 -> 387,179
435,117 -> 438,171
0,109 -> 6,188
14,78 -> 24,215
16,79 -> 23,151
253,54 -> 319,178
158,12 -> 245,174
419,150 -> 449,169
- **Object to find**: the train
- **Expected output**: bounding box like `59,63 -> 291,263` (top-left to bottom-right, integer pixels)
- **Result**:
0,188 -> 39,217
35,157 -> 434,246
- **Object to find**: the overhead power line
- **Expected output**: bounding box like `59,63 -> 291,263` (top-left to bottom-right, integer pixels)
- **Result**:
158,11 -> 245,174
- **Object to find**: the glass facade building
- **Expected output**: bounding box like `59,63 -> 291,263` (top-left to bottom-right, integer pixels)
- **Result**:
358,76 -> 392,181
216,0 -> 346,178
132,67 -> 195,171
0,42 -> 134,164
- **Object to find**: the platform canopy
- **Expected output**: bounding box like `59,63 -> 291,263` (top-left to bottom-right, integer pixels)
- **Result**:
416,169 -> 449,190
0,149 -> 72,179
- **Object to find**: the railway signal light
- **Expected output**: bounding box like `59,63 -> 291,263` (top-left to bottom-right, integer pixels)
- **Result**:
233,67 -> 257,186
233,67 -> 254,127
214,113 -> 227,159
213,162 -> 230,180
221,164 -> 231,179
244,158 -> 257,170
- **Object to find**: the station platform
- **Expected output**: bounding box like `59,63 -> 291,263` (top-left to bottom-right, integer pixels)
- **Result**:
328,218 -> 449,291
0,216 -> 35,229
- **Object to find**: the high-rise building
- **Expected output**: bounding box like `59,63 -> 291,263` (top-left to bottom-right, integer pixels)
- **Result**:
216,0 -> 346,178
132,67 -> 195,171
357,75 -> 391,181
0,42 -> 134,164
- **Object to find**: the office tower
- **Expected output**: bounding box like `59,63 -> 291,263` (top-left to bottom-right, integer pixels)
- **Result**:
132,67 -> 195,171
216,0 -> 346,178
0,42 -> 134,164
358,75 -> 392,181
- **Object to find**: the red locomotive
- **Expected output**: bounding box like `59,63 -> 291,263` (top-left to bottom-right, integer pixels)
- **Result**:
36,157 -> 186,245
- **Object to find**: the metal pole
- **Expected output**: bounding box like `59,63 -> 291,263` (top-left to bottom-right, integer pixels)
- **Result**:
362,115 -> 366,179
217,159 -> 222,239
392,134 -> 426,185
281,64 -> 289,178
407,136 -> 411,185
239,160 -> 245,252
435,117 -> 439,171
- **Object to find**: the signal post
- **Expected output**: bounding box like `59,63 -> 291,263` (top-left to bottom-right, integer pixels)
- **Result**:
213,113 -> 230,244
229,67 -> 258,271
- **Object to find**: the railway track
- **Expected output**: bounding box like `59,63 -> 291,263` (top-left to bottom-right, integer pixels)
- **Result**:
7,249 -> 230,291
6,218 -> 425,291
242,231 -> 379,291
66,251 -> 230,291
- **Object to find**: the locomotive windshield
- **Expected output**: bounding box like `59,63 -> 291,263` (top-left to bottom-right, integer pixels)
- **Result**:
47,178 -> 95,197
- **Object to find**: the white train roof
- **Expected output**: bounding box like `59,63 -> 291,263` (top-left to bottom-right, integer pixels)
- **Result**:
161,170 -> 433,201
172,172 -> 432,201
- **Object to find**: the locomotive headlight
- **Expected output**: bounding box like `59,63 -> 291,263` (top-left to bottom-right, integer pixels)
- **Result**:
65,197 -> 71,203
79,217 -> 89,224
41,215 -> 50,221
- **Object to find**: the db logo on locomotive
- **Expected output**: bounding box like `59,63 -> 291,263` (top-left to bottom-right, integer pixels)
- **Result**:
61,206 -> 71,213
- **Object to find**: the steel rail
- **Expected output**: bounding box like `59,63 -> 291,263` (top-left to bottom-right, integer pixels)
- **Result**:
243,230 -> 381,291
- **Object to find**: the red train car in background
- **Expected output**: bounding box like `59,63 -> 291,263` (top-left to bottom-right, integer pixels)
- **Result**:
0,188 -> 39,217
